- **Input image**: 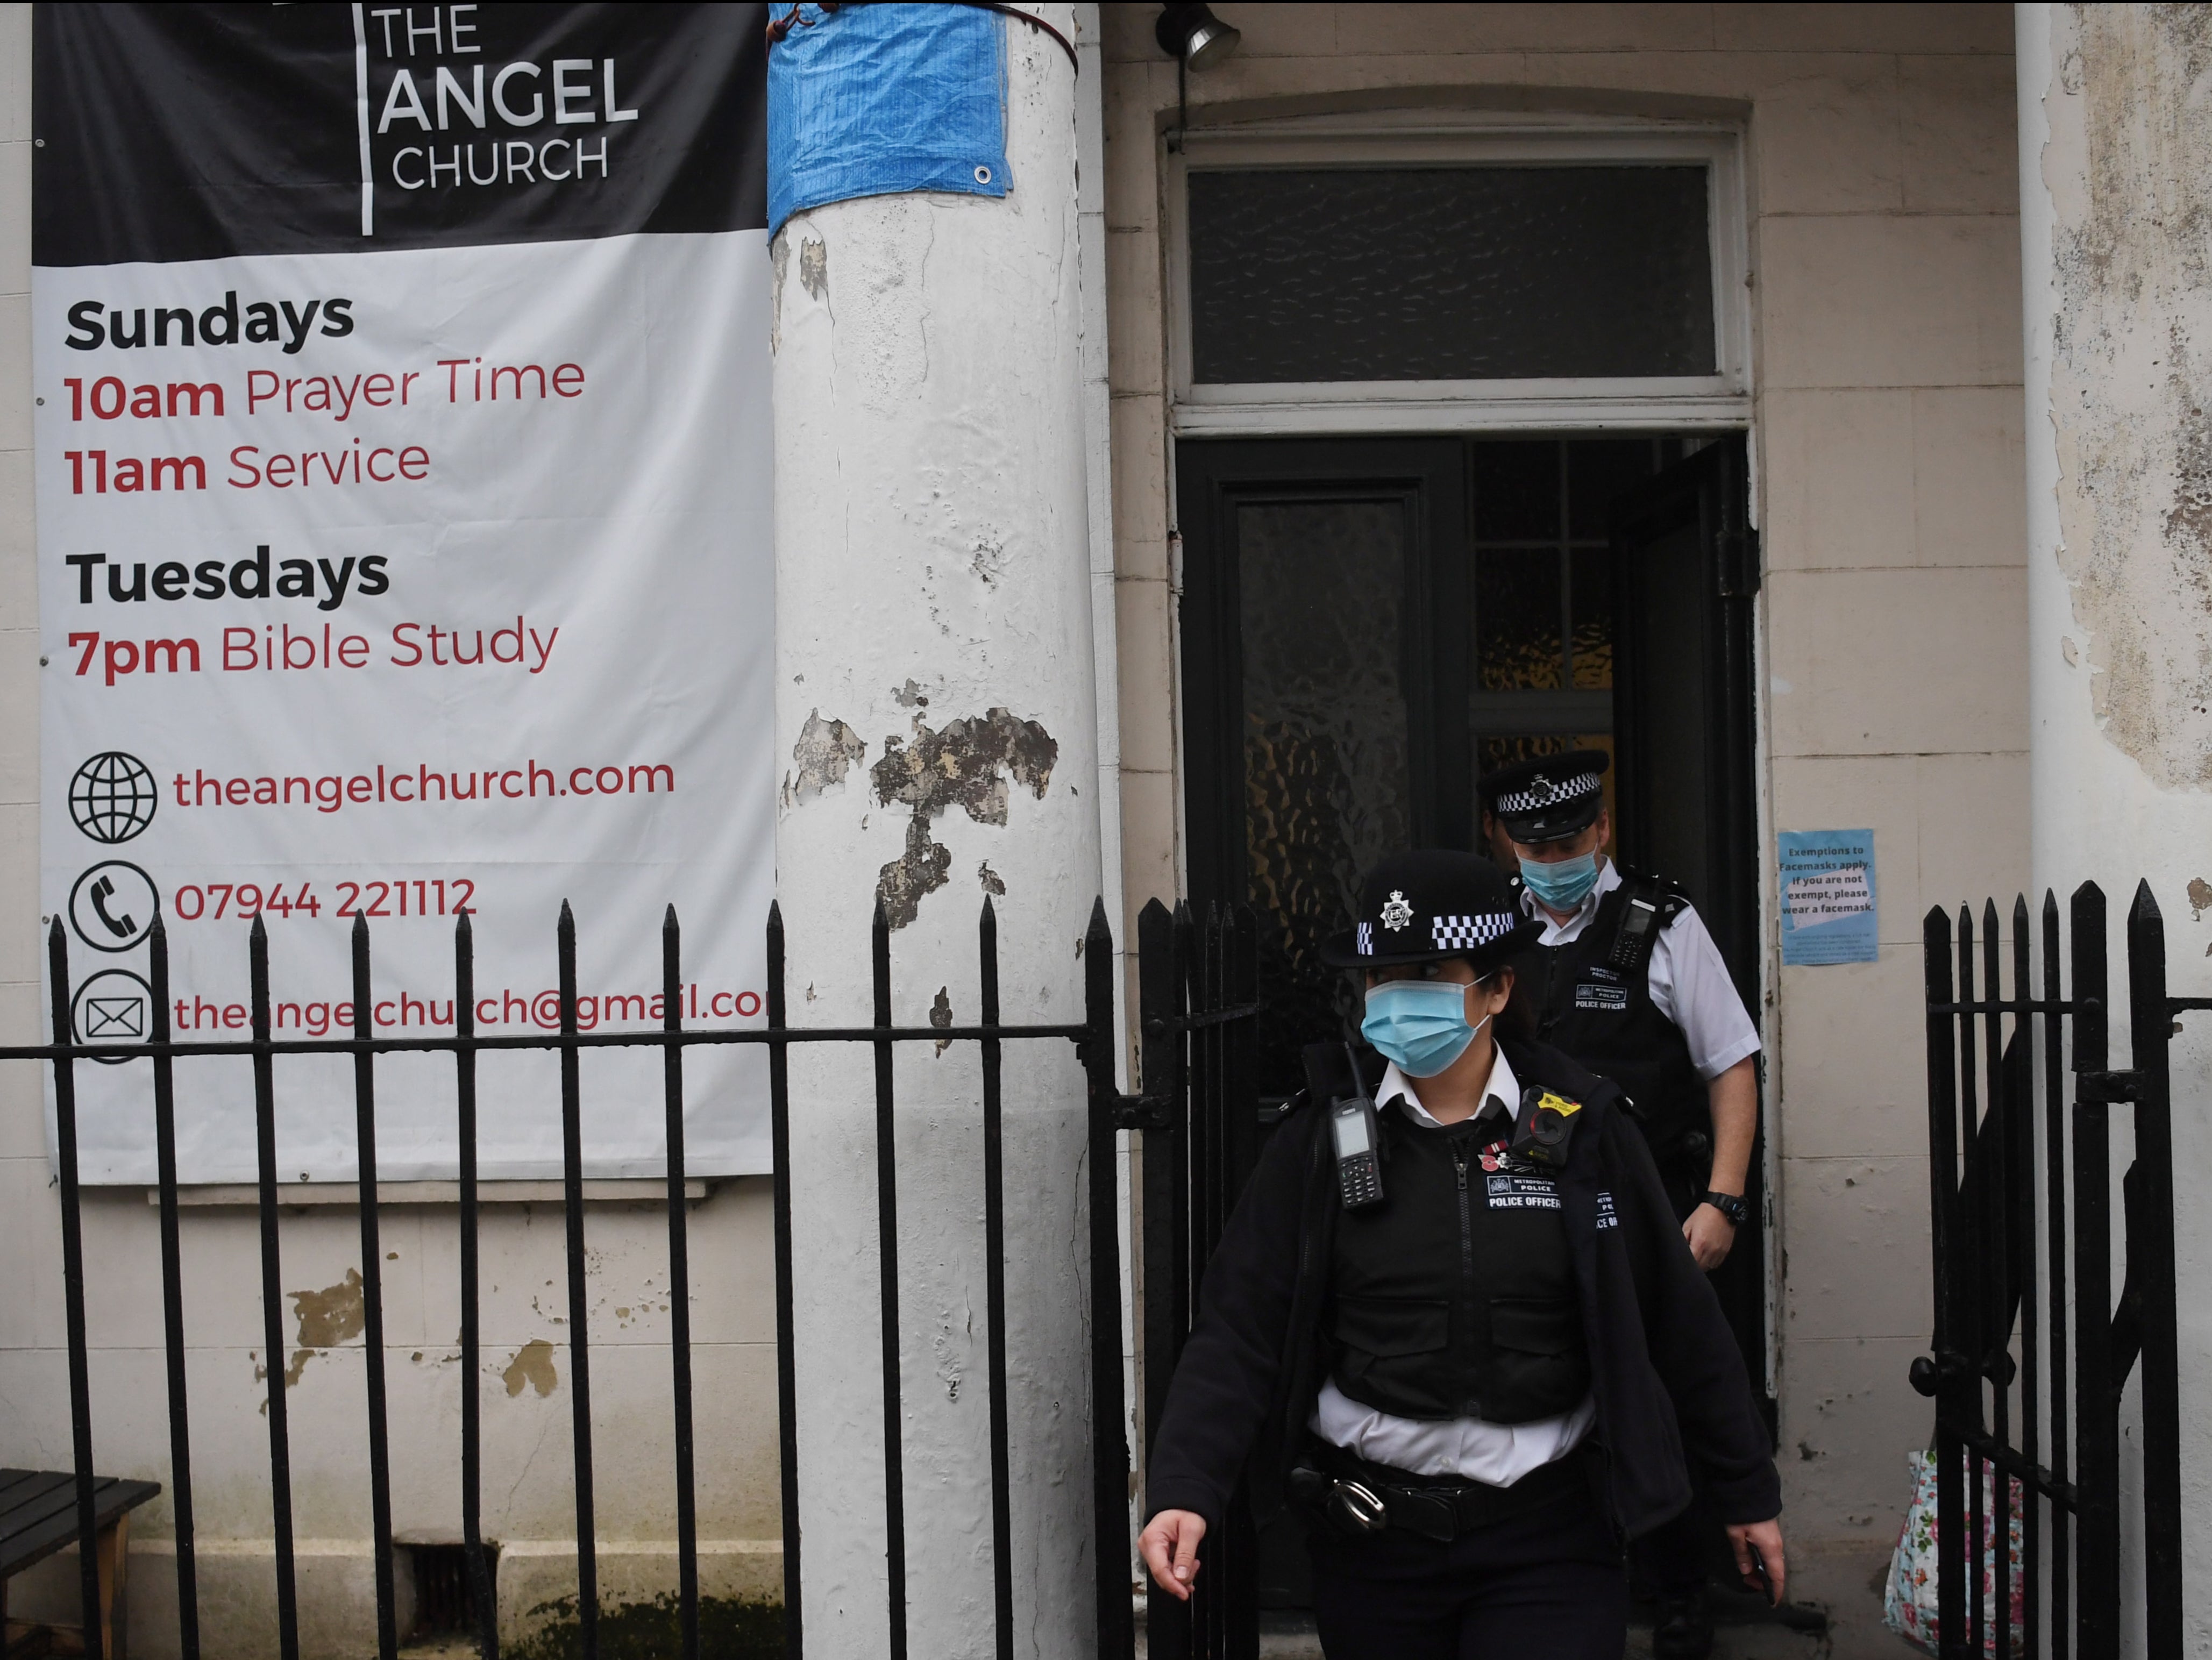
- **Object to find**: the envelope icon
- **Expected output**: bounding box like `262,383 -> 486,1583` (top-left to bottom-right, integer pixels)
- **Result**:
83,995 -> 145,1038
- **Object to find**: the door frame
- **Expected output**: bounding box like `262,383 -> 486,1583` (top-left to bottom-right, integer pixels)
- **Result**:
1609,434 -> 1774,1424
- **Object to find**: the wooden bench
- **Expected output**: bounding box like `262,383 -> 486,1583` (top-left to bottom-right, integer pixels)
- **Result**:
0,1470 -> 161,1659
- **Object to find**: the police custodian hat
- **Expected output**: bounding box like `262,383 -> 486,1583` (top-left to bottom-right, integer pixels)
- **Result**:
1319,849 -> 1544,971
1481,749 -> 1610,845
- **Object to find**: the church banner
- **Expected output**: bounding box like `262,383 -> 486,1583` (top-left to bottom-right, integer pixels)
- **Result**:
34,3 -> 774,1181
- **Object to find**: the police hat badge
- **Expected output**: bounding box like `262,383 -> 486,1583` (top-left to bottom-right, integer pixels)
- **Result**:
1482,749 -> 1609,845
1318,850 -> 1543,971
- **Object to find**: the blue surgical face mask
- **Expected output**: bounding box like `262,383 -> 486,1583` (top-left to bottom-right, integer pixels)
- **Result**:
1361,980 -> 1491,1079
1520,850 -> 1600,911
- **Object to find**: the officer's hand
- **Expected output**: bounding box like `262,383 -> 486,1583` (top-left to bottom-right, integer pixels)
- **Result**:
1726,1516 -> 1786,1605
1683,1203 -> 1736,1271
1139,1509 -> 1208,1602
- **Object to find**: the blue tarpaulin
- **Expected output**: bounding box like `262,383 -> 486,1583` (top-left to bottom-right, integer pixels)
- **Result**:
767,3 -> 1008,239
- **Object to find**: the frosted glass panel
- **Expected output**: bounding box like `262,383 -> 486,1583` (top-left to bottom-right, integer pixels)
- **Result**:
1189,166 -> 1715,383
1240,499 -> 1409,1058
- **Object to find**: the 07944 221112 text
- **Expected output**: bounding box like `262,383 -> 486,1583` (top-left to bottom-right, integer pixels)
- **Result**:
169,877 -> 480,922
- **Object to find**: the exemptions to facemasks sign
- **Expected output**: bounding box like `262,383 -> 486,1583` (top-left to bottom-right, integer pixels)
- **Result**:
34,4 -> 774,1183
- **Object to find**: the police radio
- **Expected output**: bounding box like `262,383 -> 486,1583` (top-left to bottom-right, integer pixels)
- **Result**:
1330,1045 -> 1385,1209
1606,894 -> 1661,969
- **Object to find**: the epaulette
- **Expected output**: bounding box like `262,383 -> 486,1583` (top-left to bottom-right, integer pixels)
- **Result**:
1300,1039 -> 1384,1109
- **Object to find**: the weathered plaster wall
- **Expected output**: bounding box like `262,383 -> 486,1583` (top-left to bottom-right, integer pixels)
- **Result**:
2044,6 -> 2212,786
1100,5 -> 2026,1645
2022,5 -> 2212,1648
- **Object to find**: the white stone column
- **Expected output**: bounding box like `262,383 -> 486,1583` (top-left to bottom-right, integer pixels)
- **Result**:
770,8 -> 1102,1657
2017,4 -> 2212,1641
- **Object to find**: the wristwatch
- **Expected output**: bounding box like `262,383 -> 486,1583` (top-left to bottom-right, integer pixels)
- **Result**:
1699,1189 -> 1749,1227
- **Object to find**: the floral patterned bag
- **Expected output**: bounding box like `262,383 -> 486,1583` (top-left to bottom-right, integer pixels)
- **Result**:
1883,1449 -> 2026,1657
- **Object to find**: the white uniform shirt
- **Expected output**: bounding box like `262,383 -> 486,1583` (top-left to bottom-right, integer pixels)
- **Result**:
1308,1046 -> 1599,1486
1523,858 -> 1761,1080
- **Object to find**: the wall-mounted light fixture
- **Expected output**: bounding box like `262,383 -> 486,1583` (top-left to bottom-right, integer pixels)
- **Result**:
1155,3 -> 1241,71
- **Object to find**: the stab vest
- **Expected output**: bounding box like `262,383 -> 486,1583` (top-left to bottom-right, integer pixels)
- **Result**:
1530,873 -> 1710,1180
1308,1049 -> 1591,1426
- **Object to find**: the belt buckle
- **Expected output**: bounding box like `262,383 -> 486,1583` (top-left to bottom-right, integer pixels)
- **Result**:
1325,1478 -> 1388,1536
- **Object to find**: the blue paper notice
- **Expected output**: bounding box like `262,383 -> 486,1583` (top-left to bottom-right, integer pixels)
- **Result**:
1777,830 -> 1879,966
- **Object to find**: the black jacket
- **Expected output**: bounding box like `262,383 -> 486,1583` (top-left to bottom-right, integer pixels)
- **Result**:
1143,1036 -> 1780,1541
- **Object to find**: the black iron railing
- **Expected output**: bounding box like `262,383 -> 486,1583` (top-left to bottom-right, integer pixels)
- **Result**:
1917,881 -> 2185,1659
2,892 -> 1151,1660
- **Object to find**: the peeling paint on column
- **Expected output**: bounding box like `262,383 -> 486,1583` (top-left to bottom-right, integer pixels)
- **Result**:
2045,4 -> 2212,784
785,709 -> 866,807
770,232 -> 790,355
871,707 -> 1056,927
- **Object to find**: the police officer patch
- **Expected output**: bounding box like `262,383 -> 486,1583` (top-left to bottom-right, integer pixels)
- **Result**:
1486,1173 -> 1561,1210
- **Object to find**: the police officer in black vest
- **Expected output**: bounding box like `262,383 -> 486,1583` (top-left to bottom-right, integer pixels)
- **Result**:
1480,751 -> 1762,1657
1136,851 -> 1782,1658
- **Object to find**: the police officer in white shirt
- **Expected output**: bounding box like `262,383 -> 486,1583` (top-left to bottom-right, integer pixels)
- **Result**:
1481,750 -> 1762,1657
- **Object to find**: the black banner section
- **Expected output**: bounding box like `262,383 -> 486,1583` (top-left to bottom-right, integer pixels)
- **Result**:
35,3 -> 767,266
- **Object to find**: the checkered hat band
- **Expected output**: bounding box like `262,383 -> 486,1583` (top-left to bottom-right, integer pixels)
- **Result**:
1356,922 -> 1374,957
1495,772 -> 1601,814
1432,913 -> 1519,951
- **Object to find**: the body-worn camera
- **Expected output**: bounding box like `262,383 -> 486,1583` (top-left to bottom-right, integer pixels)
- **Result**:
1508,1085 -> 1583,1169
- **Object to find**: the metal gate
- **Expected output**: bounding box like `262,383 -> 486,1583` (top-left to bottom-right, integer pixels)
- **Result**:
1106,900 -> 1263,1660
1916,881 -> 2186,1658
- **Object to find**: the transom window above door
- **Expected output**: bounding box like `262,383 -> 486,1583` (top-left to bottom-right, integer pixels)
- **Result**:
1168,122 -> 1749,432
1188,167 -> 1716,383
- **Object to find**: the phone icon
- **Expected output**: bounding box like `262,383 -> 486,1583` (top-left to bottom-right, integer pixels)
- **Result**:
68,861 -> 159,953
89,874 -> 135,939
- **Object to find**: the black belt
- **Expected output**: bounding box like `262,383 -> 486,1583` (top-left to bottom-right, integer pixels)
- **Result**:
1289,1437 -> 1597,1543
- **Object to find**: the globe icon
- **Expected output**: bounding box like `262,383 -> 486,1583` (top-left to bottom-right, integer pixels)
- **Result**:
69,752 -> 158,844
